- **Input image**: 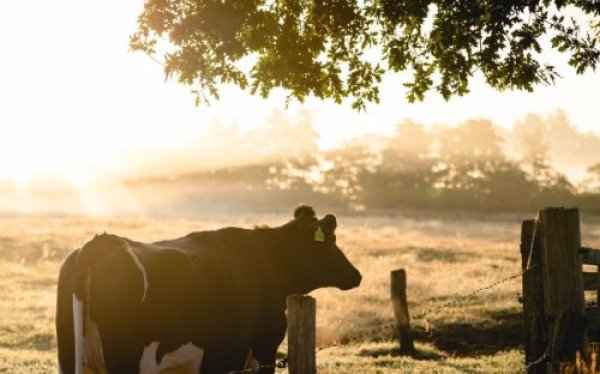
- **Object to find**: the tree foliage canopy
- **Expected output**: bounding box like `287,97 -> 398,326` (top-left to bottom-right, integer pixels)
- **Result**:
131,0 -> 600,109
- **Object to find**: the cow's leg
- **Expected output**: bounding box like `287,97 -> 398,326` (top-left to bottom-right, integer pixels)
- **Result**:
250,347 -> 276,374
252,311 -> 286,374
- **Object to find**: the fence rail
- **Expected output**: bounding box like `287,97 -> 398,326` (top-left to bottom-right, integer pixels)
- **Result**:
580,247 -> 600,265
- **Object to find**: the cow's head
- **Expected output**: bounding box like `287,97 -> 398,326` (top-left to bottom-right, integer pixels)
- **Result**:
279,206 -> 362,295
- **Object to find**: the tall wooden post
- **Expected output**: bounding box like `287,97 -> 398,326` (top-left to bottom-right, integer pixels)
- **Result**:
539,208 -> 587,372
520,219 -> 546,373
287,295 -> 316,374
391,269 -> 415,356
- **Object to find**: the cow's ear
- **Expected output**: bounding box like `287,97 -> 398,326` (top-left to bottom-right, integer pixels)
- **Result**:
294,205 -> 316,219
293,205 -> 320,236
320,214 -> 337,235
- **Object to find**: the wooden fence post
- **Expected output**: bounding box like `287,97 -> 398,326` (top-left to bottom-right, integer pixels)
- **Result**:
287,294 -> 316,374
539,208 -> 587,372
520,218 -> 546,373
391,269 -> 415,356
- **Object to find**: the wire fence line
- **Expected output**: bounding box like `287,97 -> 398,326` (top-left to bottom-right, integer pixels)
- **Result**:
318,267 -> 531,352
413,267 -> 531,321
224,359 -> 288,374
524,351 -> 549,373
224,266 -> 534,373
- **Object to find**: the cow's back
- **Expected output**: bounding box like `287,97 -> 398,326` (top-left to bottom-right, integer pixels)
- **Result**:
57,231 -> 264,373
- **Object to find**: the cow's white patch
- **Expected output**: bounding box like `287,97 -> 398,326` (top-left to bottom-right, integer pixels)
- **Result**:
73,294 -> 84,374
139,342 -> 204,374
74,269 -> 108,374
139,342 -> 160,373
124,244 -> 149,304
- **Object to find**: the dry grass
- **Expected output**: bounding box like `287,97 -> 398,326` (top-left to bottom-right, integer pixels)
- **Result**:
1,211 -> 599,373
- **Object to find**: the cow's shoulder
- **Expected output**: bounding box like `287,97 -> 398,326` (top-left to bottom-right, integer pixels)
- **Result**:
59,247 -> 80,280
77,233 -> 131,263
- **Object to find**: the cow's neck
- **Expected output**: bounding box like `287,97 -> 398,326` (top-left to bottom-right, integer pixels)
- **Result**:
251,228 -> 300,301
255,227 -> 322,301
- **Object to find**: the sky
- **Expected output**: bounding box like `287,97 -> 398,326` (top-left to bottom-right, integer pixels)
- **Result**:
0,0 -> 599,183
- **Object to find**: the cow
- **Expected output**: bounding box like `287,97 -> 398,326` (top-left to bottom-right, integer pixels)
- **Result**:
56,206 -> 362,374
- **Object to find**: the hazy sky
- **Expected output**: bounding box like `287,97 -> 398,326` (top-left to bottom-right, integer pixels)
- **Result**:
1,1 -> 599,182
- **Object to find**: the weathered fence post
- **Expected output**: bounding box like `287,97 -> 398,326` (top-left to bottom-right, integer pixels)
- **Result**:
287,294 -> 316,374
539,208 -> 587,372
520,218 -> 546,373
391,269 -> 415,356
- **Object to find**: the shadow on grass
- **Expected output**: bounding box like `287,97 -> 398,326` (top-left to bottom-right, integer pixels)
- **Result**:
415,308 -> 523,357
341,308 -> 522,360
358,345 -> 444,361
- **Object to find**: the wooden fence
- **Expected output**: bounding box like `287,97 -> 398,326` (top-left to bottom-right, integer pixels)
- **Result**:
286,207 -> 600,373
521,207 -> 600,372
285,269 -> 414,373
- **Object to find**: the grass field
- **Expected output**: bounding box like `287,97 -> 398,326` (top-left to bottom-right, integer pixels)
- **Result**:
1,210 -> 599,373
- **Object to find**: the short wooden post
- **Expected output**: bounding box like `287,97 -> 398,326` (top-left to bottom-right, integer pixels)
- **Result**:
520,219 -> 546,373
539,208 -> 587,372
287,295 -> 316,374
596,262 -> 600,343
391,269 -> 415,355
597,263 -> 600,307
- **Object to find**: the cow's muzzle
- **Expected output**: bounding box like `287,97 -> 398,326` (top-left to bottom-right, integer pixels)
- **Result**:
339,268 -> 362,290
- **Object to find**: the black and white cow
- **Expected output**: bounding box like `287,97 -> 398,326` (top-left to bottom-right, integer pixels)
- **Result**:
56,206 -> 361,374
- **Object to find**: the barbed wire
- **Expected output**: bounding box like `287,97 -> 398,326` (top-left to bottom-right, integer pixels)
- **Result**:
314,266 -> 531,354
524,351 -> 549,372
224,358 -> 288,374
412,267 -> 531,321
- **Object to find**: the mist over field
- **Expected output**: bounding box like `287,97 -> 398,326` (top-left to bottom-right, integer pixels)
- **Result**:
2,110 -> 599,217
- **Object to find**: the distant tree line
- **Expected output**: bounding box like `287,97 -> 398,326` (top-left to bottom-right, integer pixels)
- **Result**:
257,115 -> 600,213
138,111 -> 600,214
